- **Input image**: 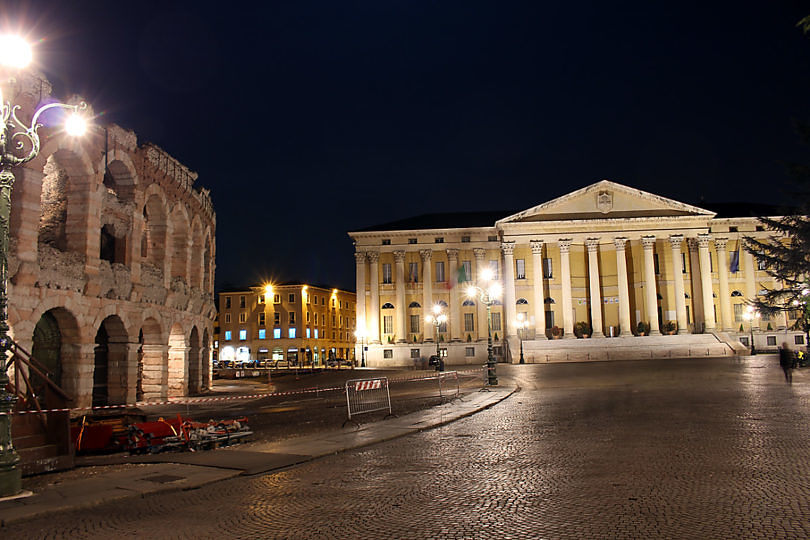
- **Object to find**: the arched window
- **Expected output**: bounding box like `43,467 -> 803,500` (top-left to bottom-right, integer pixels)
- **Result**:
731,290 -> 743,297
492,299 -> 502,305
544,297 -> 555,304
516,298 -> 528,305
657,293 -> 663,300
462,299 -> 475,306
684,293 -> 690,299
712,292 -> 717,298
381,303 -> 395,309
437,300 -> 448,307
408,301 -> 421,308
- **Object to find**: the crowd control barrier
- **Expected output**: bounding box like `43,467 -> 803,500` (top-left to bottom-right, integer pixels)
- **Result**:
437,371 -> 460,401
344,377 -> 393,426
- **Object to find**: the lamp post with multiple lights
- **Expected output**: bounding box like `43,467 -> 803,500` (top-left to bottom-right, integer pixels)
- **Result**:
742,305 -> 761,356
466,268 -> 502,386
0,35 -> 88,496
516,312 -> 528,364
425,304 -> 447,369
355,327 -> 367,367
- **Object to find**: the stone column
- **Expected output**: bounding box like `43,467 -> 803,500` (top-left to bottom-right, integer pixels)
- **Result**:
688,239 -> 704,329
697,234 -> 716,330
394,250 -> 407,342
167,345 -> 189,398
669,235 -> 689,334
474,248 -> 488,341
447,249 -> 461,341
743,246 -> 759,330
585,238 -> 604,337
501,241 -> 517,338
10,167 -> 43,287
354,252 -> 367,336
614,237 -> 632,337
714,238 -> 732,331
530,240 -> 546,339
421,249 -> 433,339
367,252 -> 381,343
559,239 -> 575,338
642,236 -> 661,335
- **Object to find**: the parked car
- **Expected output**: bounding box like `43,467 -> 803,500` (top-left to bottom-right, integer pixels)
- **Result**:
273,360 -> 291,369
327,358 -> 352,368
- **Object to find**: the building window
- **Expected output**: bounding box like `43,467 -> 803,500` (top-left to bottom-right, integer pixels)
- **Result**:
461,236 -> 471,243
488,235 -> 498,242
239,312 -> 247,323
734,304 -> 744,322
382,239 -> 391,245
313,295 -> 317,304
224,330 -> 232,341
461,260 -> 472,282
740,336 -> 749,346
516,259 -> 525,280
382,263 -> 392,284
306,328 -> 311,338
543,258 -> 553,279
383,349 -> 393,359
410,349 -> 420,359
465,347 -> 475,357
258,295 -> 265,304
289,312 -> 296,324
464,313 -> 474,332
224,297 -> 231,309
274,294 -> 281,304
239,330 -> 247,340
796,335 -> 805,345
682,253 -> 687,273
383,315 -> 393,334
259,329 -> 266,339
224,313 -> 231,323
756,226 -> 764,232
409,262 -> 419,283
314,329 -> 319,339
274,312 -> 280,324
410,315 -> 420,333
434,237 -> 444,243
259,313 -> 265,326
408,238 -> 417,244
491,312 -> 501,331
435,261 -> 445,282
321,297 -> 325,305
289,328 -> 296,339
489,260 -> 499,279
757,252 -> 766,271
273,328 -> 281,339
332,331 -> 336,340
314,313 -> 319,324
289,293 -> 295,303
653,254 -> 660,275
307,311 -> 311,323
239,295 -> 246,309
332,315 -> 336,326
729,226 -> 738,232
767,336 -> 776,347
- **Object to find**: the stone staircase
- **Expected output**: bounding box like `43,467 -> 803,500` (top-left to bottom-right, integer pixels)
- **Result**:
11,410 -> 73,476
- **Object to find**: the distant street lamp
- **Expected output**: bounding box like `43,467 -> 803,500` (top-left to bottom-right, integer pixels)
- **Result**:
742,305 -> 761,355
354,327 -> 366,368
0,34 -> 88,497
425,304 -> 447,369
516,313 -> 528,364
466,268 -> 502,386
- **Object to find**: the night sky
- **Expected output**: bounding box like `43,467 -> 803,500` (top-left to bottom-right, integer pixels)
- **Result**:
4,1 -> 810,292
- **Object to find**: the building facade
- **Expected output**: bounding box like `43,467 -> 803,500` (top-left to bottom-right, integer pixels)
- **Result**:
349,180 -> 804,366
216,284 -> 356,366
7,70 -> 216,408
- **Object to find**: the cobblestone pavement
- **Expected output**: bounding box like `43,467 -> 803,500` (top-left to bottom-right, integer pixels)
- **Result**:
8,356 -> 810,539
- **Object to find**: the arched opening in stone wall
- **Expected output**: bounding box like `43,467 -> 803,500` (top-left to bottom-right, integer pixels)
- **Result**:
188,326 -> 201,395
140,317 -> 166,401
30,308 -> 81,407
202,328 -> 210,390
38,154 -> 69,251
143,194 -> 167,270
167,323 -> 187,397
102,159 -> 136,203
136,329 -> 144,402
93,315 -> 129,407
203,235 -> 212,293
169,206 -> 189,281
189,220 -> 203,289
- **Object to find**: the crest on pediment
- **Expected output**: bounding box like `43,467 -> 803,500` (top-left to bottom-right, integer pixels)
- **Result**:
596,190 -> 613,214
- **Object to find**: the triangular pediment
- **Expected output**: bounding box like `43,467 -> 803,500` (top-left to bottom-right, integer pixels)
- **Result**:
496,180 -> 715,224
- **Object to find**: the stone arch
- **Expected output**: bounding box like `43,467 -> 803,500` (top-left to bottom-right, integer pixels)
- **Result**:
139,316 -> 167,402
93,315 -> 129,407
167,322 -> 188,397
202,328 -> 211,390
203,229 -> 213,293
188,326 -> 202,394
189,217 -> 204,289
168,203 -> 190,281
29,307 -> 82,408
143,188 -> 168,271
97,148 -> 138,203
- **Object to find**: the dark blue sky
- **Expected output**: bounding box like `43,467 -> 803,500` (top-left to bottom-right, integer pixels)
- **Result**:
5,1 -> 810,291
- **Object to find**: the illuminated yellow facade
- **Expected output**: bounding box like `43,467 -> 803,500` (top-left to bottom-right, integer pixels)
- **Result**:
216,283 -> 356,365
349,180 -> 804,366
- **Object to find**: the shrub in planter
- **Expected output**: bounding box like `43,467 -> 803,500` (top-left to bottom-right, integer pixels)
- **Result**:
663,321 -> 677,334
551,325 -> 563,339
574,321 -> 592,338
767,322 -> 773,330
636,321 -> 650,336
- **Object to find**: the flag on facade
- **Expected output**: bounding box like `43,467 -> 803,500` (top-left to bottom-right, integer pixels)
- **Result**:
729,241 -> 740,273
448,265 -> 468,289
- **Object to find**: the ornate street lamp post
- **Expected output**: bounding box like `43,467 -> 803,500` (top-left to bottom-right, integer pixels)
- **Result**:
743,305 -> 760,356
516,313 -> 528,364
425,304 -> 447,370
466,269 -> 501,386
354,328 -> 366,368
0,35 -> 87,497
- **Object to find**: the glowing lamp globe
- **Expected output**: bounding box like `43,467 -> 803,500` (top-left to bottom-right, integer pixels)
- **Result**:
0,35 -> 32,69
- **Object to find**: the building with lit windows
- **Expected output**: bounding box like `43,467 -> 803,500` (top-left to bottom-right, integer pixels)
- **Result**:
216,283 -> 356,366
349,180 -> 804,367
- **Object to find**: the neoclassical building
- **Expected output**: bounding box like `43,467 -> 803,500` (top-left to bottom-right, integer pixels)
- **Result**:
6,70 -> 216,411
349,180 -> 803,366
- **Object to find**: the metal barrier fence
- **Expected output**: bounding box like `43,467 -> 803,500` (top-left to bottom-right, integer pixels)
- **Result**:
345,377 -> 392,423
437,371 -> 460,401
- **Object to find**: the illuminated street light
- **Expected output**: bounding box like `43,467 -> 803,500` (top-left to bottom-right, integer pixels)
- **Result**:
355,327 -> 367,368
742,305 -> 761,356
516,313 -> 529,364
425,304 -> 447,369
0,34 -> 88,497
466,270 -> 502,386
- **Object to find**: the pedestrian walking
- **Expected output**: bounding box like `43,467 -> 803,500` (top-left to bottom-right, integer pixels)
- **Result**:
779,342 -> 794,384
